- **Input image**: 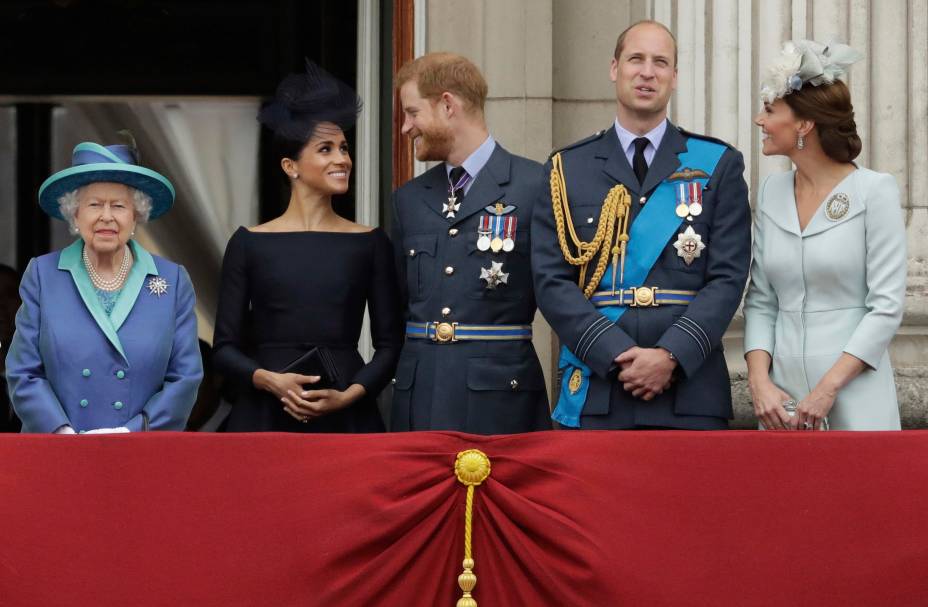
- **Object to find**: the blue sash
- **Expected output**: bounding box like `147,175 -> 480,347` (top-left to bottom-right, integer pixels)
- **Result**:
552,137 -> 727,427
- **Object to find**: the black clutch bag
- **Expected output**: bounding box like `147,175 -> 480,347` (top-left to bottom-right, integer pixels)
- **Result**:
278,347 -> 340,389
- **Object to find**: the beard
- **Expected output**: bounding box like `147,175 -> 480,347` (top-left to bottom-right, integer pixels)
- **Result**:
413,123 -> 454,161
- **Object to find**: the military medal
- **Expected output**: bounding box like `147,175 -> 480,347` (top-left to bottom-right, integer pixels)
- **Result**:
476,215 -> 492,251
688,181 -> 703,217
490,215 -> 504,252
502,216 -> 517,252
479,261 -> 509,289
443,197 -> 461,219
445,169 -> 471,219
825,192 -> 850,221
673,226 -> 705,265
675,183 -> 690,218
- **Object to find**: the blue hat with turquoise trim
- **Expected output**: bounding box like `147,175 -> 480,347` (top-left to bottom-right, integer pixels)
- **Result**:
38,142 -> 175,221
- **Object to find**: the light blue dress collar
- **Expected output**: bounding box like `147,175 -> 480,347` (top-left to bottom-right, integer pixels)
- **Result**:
57,239 -> 159,362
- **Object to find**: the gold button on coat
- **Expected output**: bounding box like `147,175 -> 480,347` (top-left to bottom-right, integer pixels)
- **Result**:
445,266 -> 455,275
510,379 -> 519,390
441,307 -> 451,317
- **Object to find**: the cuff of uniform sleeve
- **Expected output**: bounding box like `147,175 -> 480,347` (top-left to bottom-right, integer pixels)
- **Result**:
656,320 -> 711,378
582,324 -> 636,379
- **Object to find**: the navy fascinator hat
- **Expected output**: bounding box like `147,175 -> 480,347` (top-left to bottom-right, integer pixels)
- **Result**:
257,59 -> 363,142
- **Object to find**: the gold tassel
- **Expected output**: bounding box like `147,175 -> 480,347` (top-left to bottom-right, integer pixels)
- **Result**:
454,449 -> 492,607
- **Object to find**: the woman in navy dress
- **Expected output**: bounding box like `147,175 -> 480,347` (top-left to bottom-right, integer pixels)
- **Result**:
213,62 -> 402,432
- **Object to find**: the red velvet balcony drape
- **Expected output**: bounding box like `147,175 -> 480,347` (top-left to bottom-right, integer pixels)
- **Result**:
1,431 -> 927,606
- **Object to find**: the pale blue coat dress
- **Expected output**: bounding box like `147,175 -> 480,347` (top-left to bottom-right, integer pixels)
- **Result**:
743,168 -> 907,430
5,239 -> 202,432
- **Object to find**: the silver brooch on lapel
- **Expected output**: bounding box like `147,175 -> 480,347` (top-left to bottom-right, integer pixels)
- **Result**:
479,261 -> 509,290
147,277 -> 170,297
674,226 -> 705,266
825,192 -> 850,221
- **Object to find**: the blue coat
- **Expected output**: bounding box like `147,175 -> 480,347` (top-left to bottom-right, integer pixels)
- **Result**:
5,239 -> 202,432
532,122 -> 751,429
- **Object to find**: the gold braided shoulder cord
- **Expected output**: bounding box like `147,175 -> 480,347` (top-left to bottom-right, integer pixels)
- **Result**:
550,153 -> 631,298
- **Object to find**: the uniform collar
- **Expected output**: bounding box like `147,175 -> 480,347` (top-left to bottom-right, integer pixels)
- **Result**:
445,135 -> 496,182
613,118 -> 667,160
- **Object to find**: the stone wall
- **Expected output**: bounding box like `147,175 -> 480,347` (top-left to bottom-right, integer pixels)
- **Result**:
424,0 -> 928,427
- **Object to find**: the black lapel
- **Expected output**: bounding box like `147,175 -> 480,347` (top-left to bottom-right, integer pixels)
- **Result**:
639,120 -> 687,195
450,143 -> 508,226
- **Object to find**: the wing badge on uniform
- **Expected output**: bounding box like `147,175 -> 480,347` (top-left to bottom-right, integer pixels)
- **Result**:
668,167 -> 710,182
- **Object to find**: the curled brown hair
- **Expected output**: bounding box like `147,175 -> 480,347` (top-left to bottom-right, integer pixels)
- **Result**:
395,52 -> 488,114
783,80 -> 861,163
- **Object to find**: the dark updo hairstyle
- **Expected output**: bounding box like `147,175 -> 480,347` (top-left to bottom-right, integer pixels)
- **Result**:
783,79 -> 861,163
258,59 -> 363,162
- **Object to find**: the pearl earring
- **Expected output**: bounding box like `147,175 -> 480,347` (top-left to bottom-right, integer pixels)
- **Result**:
291,173 -> 299,179
797,134 -> 805,150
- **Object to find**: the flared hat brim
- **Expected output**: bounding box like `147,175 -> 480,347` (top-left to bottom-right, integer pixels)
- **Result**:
38,163 -> 175,221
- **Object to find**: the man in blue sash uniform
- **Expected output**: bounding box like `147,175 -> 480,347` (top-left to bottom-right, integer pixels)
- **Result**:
391,53 -> 550,433
532,21 -> 751,429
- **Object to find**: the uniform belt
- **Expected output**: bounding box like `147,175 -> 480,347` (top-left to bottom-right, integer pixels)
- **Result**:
405,321 -> 533,343
590,287 -> 697,308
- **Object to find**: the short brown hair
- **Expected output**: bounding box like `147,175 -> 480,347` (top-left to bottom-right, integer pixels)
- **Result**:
614,20 -> 678,67
395,52 -> 488,114
783,80 -> 861,163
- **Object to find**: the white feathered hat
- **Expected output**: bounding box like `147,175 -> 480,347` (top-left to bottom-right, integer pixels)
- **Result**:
760,40 -> 862,105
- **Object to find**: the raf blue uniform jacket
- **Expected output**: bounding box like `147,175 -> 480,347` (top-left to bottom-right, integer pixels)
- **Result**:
391,143 -> 550,434
532,122 -> 751,429
5,239 -> 203,432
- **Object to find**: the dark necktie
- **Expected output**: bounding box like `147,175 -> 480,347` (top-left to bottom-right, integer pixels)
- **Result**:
448,166 -> 468,198
632,137 -> 649,186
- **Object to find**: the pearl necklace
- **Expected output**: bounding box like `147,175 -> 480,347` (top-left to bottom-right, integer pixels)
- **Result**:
83,245 -> 132,291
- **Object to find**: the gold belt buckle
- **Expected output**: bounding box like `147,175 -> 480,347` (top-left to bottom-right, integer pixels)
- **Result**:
429,321 -> 458,343
629,286 -> 659,307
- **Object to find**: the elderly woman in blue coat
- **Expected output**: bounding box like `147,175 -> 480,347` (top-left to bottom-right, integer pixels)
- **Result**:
5,142 -> 202,433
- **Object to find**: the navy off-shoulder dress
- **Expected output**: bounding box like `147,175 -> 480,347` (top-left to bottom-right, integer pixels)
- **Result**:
213,227 -> 403,432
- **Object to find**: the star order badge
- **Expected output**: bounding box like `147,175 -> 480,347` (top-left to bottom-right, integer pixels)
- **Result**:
673,226 -> 705,266
479,261 -> 509,290
147,276 -> 170,297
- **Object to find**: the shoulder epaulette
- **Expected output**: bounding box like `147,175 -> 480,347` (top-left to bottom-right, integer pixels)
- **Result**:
548,129 -> 607,159
675,126 -> 736,150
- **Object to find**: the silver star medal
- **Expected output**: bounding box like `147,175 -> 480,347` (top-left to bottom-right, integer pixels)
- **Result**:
673,226 -> 705,266
147,276 -> 170,297
479,261 -> 509,290
443,195 -> 461,219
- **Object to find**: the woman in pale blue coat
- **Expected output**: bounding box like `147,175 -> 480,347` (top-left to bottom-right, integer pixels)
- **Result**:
5,141 -> 202,433
744,40 -> 906,431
